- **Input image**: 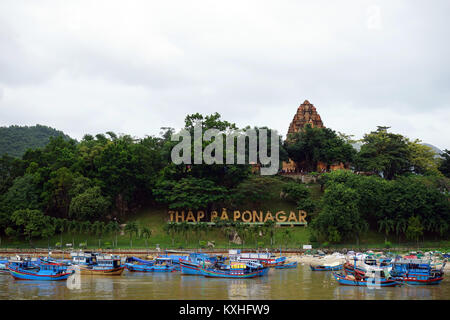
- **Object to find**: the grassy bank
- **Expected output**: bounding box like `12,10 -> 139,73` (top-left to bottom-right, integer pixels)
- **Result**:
1,207 -> 449,252
1,176 -> 449,252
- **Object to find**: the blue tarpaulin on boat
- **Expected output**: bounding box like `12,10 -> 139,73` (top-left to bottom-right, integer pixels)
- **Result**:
128,257 -> 154,264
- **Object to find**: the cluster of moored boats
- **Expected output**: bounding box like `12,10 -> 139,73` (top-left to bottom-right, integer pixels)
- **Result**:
310,251 -> 447,287
0,249 -> 298,281
0,249 -> 446,287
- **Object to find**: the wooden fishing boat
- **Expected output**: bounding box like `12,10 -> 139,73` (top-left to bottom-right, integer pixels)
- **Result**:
310,262 -> 343,271
332,272 -> 398,287
80,265 -> 124,275
79,254 -> 124,276
275,261 -> 298,269
199,261 -> 269,279
7,262 -> 74,281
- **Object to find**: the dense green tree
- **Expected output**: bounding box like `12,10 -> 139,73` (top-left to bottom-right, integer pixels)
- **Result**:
407,139 -> 440,175
439,149 -> 450,178
11,209 -> 48,245
69,186 -> 110,221
311,183 -> 368,244
285,125 -> 356,171
154,177 -> 229,211
406,216 -> 424,245
356,126 -> 411,179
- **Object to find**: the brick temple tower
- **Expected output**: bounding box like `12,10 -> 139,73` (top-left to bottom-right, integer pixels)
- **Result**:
282,100 -> 345,173
287,100 -> 325,136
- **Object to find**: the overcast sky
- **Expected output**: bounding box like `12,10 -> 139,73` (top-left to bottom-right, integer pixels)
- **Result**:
0,1 -> 449,149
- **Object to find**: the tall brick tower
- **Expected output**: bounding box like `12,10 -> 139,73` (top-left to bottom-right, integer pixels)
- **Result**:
287,100 -> 325,136
282,100 -> 329,172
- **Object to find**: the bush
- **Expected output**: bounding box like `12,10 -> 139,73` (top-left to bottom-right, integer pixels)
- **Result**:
321,241 -> 329,248
199,240 -> 207,248
384,241 -> 392,249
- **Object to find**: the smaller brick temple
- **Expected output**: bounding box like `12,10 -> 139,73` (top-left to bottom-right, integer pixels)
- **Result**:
282,100 -> 345,173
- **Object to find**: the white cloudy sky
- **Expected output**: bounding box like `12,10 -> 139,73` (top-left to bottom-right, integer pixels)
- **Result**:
0,0 -> 449,149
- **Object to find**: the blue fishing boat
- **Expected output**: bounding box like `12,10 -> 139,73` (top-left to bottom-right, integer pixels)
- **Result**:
126,256 -> 155,265
179,252 -> 223,275
229,249 -> 287,267
310,262 -> 343,271
390,258 -> 444,285
275,261 -> 297,269
126,257 -> 176,272
199,261 -> 269,278
0,257 -> 9,273
332,272 -> 398,287
70,251 -> 97,266
7,261 -> 74,281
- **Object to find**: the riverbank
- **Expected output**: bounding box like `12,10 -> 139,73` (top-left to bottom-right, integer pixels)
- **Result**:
1,247 -> 448,270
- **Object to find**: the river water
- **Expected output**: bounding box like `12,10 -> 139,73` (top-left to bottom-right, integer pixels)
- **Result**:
0,266 -> 448,300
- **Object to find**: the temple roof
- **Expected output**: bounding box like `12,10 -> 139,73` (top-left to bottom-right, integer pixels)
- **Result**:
287,100 -> 324,135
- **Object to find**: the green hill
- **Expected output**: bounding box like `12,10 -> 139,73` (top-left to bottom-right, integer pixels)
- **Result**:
0,124 -> 72,158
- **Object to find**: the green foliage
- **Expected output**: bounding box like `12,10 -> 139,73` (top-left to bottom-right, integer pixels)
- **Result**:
311,182 -> 367,243
0,125 -> 71,158
406,216 -> 424,243
313,170 -> 450,243
356,126 -> 411,179
285,125 -> 356,171
69,186 -> 110,221
154,177 -> 229,210
439,150 -> 450,178
11,209 -> 49,244
407,139 -> 440,175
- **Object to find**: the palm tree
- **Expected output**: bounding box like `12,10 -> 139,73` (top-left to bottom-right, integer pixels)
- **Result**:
163,222 -> 175,247
111,221 -> 120,247
69,220 -> 78,247
94,221 -> 106,248
178,221 -> 189,247
42,216 -> 56,249
141,226 -> 152,248
263,220 -> 276,248
283,228 -> 292,249
55,218 -> 66,248
124,221 -> 139,248
80,221 -> 91,247
378,217 -> 394,243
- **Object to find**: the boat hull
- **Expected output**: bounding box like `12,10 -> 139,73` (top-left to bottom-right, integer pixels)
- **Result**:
332,272 -> 397,287
199,267 -> 269,279
310,264 -> 343,271
7,267 -> 73,281
275,262 -> 298,269
125,263 -> 175,272
79,266 -> 124,276
392,276 -> 443,285
180,262 -> 203,275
